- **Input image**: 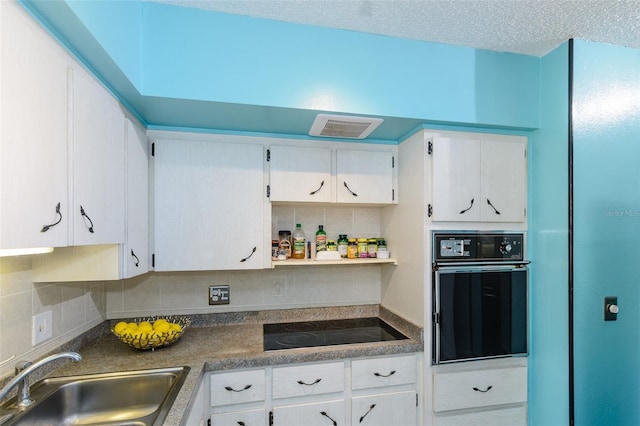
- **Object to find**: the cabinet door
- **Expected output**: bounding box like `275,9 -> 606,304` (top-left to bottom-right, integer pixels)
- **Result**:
480,139 -> 527,222
154,139 -> 265,271
430,137 -> 481,222
269,145 -> 332,202
0,2 -> 69,249
71,67 -> 125,245
211,408 -> 266,426
123,119 -> 149,278
336,150 -> 395,204
351,391 -> 417,426
273,399 -> 345,426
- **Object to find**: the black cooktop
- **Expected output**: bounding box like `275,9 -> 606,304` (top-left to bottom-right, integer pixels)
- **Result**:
263,317 -> 408,351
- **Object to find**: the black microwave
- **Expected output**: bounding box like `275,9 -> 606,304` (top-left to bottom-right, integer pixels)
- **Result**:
433,266 -> 528,364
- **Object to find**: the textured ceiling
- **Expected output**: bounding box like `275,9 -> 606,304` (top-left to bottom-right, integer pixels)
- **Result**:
150,0 -> 640,57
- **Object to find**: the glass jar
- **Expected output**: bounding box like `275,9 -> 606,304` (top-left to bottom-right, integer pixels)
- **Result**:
337,234 -> 349,258
367,238 -> 378,258
357,238 -> 369,258
327,240 -> 337,251
347,238 -> 358,259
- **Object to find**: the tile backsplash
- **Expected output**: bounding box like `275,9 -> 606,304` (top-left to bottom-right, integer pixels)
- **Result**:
0,205 -> 387,378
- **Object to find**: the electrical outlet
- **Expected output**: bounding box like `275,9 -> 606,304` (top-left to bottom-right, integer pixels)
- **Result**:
273,277 -> 286,297
32,310 -> 53,346
209,285 -> 230,305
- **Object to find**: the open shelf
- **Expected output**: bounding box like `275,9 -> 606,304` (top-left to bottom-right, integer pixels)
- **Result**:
271,258 -> 397,268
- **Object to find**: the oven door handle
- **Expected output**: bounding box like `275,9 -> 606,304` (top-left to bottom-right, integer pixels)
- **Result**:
434,263 -> 529,273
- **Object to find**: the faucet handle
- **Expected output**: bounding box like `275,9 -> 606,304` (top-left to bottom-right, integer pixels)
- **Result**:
14,360 -> 32,376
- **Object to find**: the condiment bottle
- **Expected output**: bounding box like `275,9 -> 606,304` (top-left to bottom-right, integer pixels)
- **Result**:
292,224 -> 306,259
357,238 -> 369,258
316,225 -> 327,252
347,238 -> 358,259
337,234 -> 349,258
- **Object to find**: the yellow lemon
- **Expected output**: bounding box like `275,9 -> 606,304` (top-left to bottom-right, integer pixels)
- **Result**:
171,323 -> 182,333
127,322 -> 138,331
114,321 -> 128,335
138,322 -> 153,332
154,322 -> 171,334
153,319 -> 169,330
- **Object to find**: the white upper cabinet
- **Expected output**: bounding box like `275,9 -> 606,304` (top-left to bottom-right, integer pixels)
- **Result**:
0,1 -> 69,249
268,144 -> 396,205
269,145 -> 333,202
337,149 -> 395,204
153,138 -> 266,271
430,135 -> 527,223
71,67 -> 125,245
123,119 -> 149,278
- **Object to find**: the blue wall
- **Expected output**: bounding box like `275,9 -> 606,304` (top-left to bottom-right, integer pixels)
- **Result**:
529,42 -> 570,426
20,0 -> 540,136
573,40 -> 640,425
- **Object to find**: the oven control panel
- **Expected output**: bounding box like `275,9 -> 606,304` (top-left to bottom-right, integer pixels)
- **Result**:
434,232 -> 525,263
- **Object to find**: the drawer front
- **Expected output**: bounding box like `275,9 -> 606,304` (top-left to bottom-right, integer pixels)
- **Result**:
433,366 -> 527,412
211,408 -> 266,426
433,405 -> 527,426
352,354 -> 417,390
211,369 -> 266,407
272,362 -> 344,399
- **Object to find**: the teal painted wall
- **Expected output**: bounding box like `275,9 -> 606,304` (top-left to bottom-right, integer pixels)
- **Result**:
20,0 -> 540,134
529,42 -> 570,426
573,40 -> 640,425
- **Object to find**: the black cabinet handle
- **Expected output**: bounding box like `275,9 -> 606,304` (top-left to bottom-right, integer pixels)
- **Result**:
486,198 -> 501,215
297,378 -> 321,386
320,411 -> 337,426
309,180 -> 325,195
473,385 -> 493,393
359,404 -> 377,423
237,422 -> 246,426
343,181 -> 358,197
41,202 -> 62,232
80,205 -> 94,233
373,370 -> 396,378
131,250 -> 139,267
224,384 -> 252,392
240,246 -> 256,262
459,198 -> 474,214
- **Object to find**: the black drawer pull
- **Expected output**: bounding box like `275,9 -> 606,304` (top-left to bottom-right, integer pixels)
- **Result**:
240,246 -> 256,262
373,370 -> 396,378
297,378 -> 321,386
80,205 -> 95,233
459,198 -> 474,214
473,385 -> 493,393
309,180 -> 325,195
237,422 -> 245,426
41,202 -> 62,232
359,404 -> 377,423
320,411 -> 337,426
224,384 -> 252,392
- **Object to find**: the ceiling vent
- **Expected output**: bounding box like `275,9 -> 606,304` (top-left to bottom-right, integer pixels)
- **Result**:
309,114 -> 383,139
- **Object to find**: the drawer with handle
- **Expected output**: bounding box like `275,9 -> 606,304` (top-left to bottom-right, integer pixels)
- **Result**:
352,354 -> 417,390
210,369 -> 266,407
272,362 -> 344,399
433,366 -> 527,412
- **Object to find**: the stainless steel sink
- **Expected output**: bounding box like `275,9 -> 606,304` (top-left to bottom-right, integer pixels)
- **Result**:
0,366 -> 190,426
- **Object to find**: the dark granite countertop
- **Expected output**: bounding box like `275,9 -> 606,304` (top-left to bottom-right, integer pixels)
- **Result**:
2,305 -> 423,425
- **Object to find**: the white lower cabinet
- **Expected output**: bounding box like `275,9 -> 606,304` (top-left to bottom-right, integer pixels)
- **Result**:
352,391 -> 416,426
273,400 -> 345,426
205,354 -> 419,426
432,360 -> 527,426
211,408 -> 267,426
433,405 -> 527,426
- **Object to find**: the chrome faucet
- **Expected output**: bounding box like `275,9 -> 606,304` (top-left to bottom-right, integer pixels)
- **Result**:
0,352 -> 82,407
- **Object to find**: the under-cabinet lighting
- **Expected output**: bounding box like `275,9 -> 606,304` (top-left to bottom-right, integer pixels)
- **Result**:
0,247 -> 54,257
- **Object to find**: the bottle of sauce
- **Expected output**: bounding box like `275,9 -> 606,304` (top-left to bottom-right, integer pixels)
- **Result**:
316,225 -> 327,252
292,224 -> 306,259
337,234 -> 349,258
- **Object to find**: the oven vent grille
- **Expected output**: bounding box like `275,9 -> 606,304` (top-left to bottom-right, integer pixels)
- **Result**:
309,114 -> 383,139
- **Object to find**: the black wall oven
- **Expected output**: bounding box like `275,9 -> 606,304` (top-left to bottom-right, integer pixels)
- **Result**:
432,232 -> 528,364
